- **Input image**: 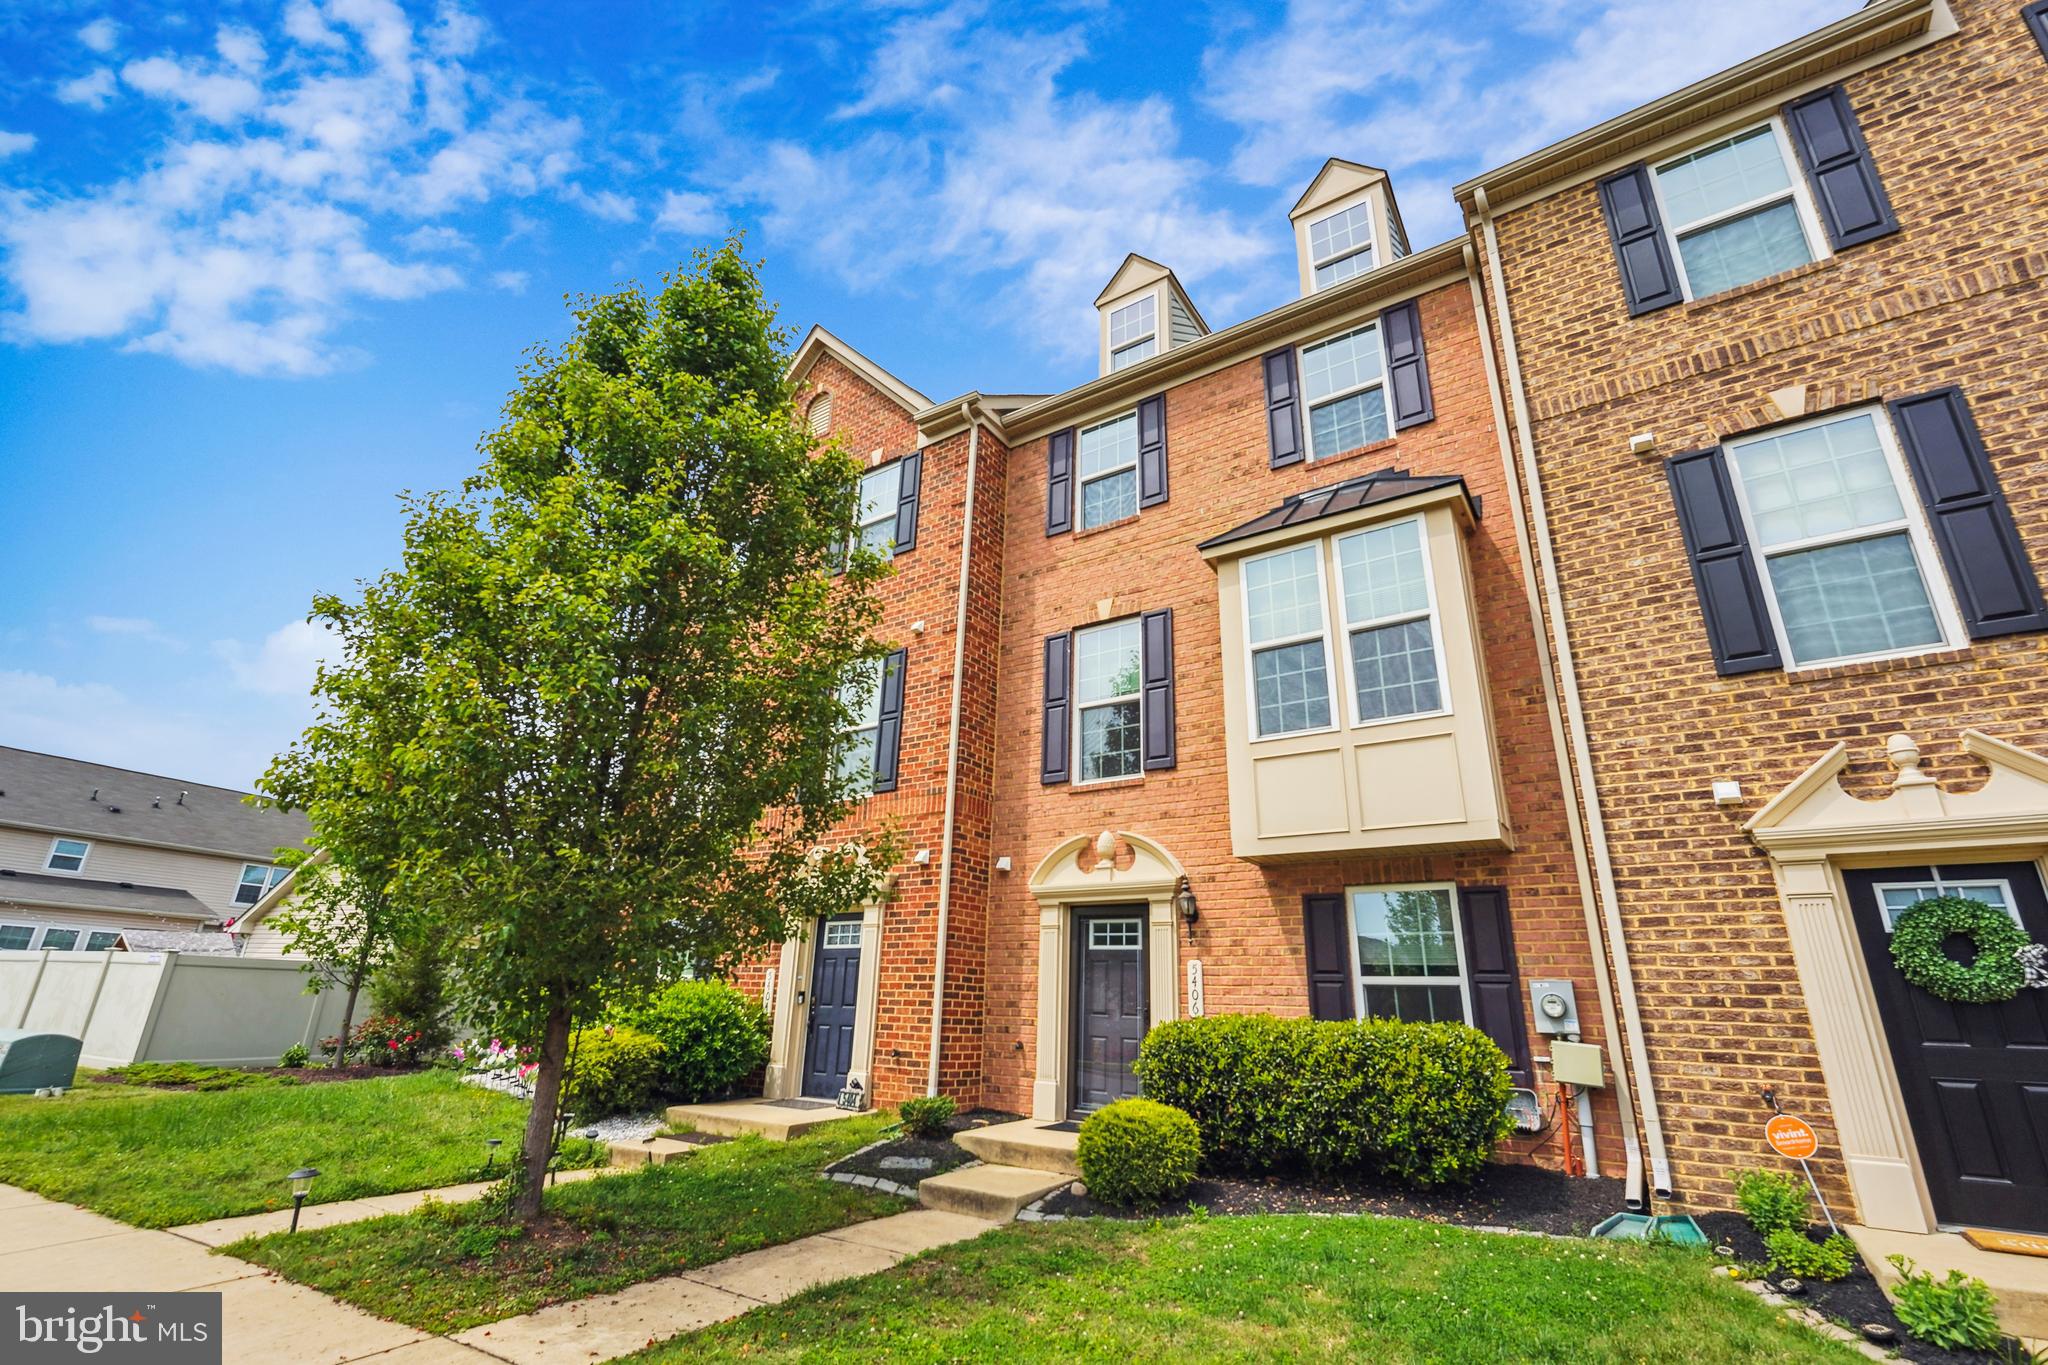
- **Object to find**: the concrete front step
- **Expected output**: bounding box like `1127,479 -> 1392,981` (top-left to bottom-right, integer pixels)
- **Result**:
1848,1225 -> 2048,1339
954,1118 -> 1082,1177
608,1136 -> 702,1168
919,1163 -> 1073,1222
665,1099 -> 853,1142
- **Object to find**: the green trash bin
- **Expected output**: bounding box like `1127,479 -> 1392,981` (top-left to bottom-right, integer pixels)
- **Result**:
0,1029 -> 83,1093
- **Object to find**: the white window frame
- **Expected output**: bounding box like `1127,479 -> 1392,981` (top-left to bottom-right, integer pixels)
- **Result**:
1870,873 -> 2024,933
1722,407 -> 1963,670
234,863 -> 288,907
1086,916 -> 1143,951
1239,542 -> 1338,743
1307,199 -> 1377,291
836,659 -> 886,796
850,461 -> 904,562
1647,117 -> 1829,302
34,924 -> 86,952
820,918 -> 862,950
45,837 -> 90,875
1072,617 -> 1145,786
0,922 -> 36,951
1333,514 -> 1451,730
1297,322 -> 1390,462
1347,881 -> 1470,1024
1107,295 -> 1158,372
1076,411 -> 1140,532
83,930 -> 122,952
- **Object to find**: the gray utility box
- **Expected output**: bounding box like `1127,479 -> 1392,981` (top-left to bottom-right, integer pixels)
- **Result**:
0,1030 -> 83,1093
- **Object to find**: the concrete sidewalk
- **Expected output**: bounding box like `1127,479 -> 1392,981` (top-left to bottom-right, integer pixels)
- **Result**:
1,1182 -> 996,1365
170,1167 -> 609,1247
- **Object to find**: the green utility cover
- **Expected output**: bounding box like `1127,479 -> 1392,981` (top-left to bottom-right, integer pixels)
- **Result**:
0,1029 -> 83,1093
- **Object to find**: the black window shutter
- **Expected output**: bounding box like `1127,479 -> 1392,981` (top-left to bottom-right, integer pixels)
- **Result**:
1888,388 -> 2048,639
1458,885 -> 1532,1087
1263,347 -> 1305,468
2029,0 -> 2048,61
891,452 -> 922,554
1378,298 -> 1434,429
1040,631 -> 1072,785
1046,428 -> 1075,536
1137,394 -> 1168,508
1596,164 -> 1683,315
871,649 -> 907,794
1140,608 -> 1175,771
1666,446 -> 1784,675
1782,85 -> 1898,250
1302,894 -> 1355,1021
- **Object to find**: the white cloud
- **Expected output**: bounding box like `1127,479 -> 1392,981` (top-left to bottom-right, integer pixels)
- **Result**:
715,3 -> 1266,362
0,132 -> 32,160
489,268 -> 527,291
1,3 -> 584,376
213,619 -> 334,696
57,68 -> 118,109
1201,0 -> 1850,243
653,189 -> 719,235
566,185 -> 635,222
0,670 -> 292,792
78,18 -> 119,54
87,615 -> 184,649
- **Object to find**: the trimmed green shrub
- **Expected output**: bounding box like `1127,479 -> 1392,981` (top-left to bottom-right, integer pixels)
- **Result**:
369,942 -> 454,1054
616,980 -> 770,1102
278,1043 -> 310,1069
899,1095 -> 956,1139
1734,1168 -> 1808,1238
1887,1255 -> 2004,1352
561,1025 -> 666,1117
1077,1099 -> 1201,1206
1763,1229 -> 1855,1281
1135,1014 -> 1515,1186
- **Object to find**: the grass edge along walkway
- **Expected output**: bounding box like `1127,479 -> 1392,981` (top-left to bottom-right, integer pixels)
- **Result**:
226,1112 -> 907,1333
618,1212 -> 1867,1365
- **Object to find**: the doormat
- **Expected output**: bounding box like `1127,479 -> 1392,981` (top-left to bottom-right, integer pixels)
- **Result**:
776,1100 -> 842,1111
1962,1228 -> 2048,1257
1041,1121 -> 1082,1133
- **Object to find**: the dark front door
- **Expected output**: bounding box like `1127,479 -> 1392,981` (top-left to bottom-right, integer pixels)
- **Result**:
1072,908 -> 1148,1115
802,915 -> 862,1100
1845,863 -> 2048,1232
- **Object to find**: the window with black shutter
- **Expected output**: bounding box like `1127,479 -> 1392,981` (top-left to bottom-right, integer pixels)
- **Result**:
1782,85 -> 1898,250
1046,428 -> 1075,536
1140,608 -> 1175,771
1665,445 -> 1783,675
1596,164 -> 1682,314
891,452 -> 922,554
1302,894 -> 1354,1021
1137,394 -> 1168,507
1041,631 -> 1072,784
1378,298 -> 1434,429
1263,347 -> 1305,468
1458,885 -> 1532,1087
871,649 -> 907,794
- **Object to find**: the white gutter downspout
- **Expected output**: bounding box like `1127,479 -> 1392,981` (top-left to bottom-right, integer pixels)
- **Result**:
1464,246 -> 1634,1199
927,402 -> 982,1096
1473,187 -> 1676,1202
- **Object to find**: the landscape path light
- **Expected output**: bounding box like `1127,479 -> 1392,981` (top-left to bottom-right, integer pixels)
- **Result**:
286,1168 -> 319,1234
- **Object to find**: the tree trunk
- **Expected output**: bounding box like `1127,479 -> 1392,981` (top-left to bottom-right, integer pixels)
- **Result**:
512,999 -> 573,1224
332,974 -> 362,1068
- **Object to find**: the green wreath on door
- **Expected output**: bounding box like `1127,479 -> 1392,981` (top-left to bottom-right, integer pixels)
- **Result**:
1888,895 -> 2035,1004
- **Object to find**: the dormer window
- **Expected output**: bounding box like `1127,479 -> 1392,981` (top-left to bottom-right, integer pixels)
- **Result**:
1108,297 -> 1157,371
1308,202 -> 1375,289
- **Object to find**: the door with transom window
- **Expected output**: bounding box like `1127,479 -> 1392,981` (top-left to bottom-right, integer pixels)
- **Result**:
1071,907 -> 1148,1115
1843,864 -> 2048,1233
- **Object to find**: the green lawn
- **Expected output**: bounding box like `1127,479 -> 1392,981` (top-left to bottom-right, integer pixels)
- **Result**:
228,1113 -> 902,1332
0,1068 -> 586,1228
623,1214 -> 1859,1365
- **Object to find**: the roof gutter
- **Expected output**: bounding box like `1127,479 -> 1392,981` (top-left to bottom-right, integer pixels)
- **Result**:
1471,190 -> 1675,1203
926,400 -> 983,1097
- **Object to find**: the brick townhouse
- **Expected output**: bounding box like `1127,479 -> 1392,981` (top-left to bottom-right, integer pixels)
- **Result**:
746,0 -> 2048,1237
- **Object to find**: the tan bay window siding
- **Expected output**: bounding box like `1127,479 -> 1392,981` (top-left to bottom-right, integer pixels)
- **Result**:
1203,481 -> 1510,860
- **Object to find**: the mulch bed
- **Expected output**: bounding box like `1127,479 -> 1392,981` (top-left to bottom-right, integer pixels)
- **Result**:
822,1108 -> 1021,1186
1041,1160 -> 1629,1239
1693,1212 -> 2017,1364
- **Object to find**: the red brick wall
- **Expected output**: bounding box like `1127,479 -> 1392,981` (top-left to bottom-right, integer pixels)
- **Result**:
983,281 -> 1624,1173
1480,0 -> 2048,1213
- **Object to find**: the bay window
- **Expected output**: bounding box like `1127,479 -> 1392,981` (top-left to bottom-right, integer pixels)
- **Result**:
1335,516 -> 1445,723
1242,543 -> 1334,738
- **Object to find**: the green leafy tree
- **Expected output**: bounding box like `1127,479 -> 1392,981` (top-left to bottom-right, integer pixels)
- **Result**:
264,243 -> 895,1220
267,856 -> 404,1068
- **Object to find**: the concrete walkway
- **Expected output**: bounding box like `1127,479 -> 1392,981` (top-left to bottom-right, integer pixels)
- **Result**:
1,1182 -> 995,1365
171,1168 -> 610,1246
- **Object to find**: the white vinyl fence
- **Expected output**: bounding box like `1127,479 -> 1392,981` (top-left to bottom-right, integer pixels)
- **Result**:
0,950 -> 348,1069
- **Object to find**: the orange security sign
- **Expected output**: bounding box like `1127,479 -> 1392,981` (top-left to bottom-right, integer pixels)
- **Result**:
1766,1114 -> 1819,1160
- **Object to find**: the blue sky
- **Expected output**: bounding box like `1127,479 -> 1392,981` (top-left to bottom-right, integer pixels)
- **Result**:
0,0 -> 1851,791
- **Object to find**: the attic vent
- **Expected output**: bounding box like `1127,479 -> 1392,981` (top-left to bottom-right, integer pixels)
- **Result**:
808,393 -> 834,438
